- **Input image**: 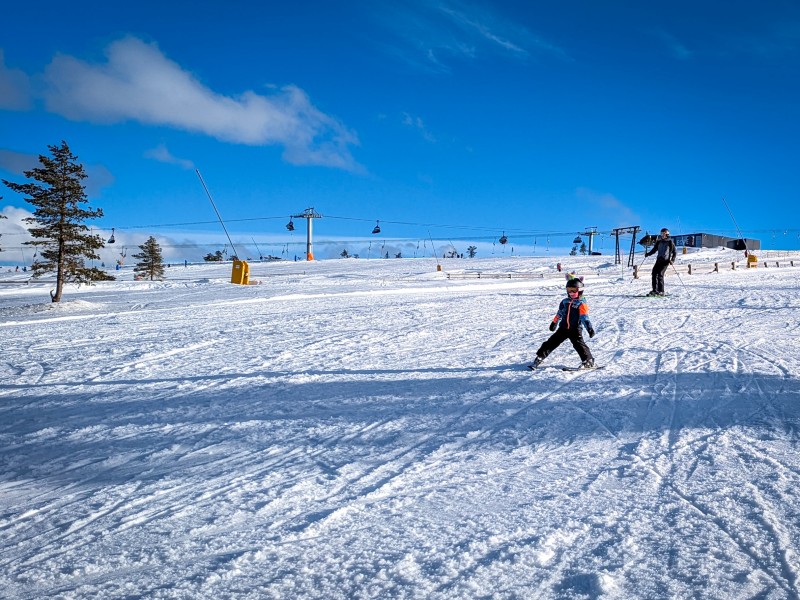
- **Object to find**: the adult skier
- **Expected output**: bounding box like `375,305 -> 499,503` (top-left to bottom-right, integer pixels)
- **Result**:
529,278 -> 595,370
645,227 -> 677,296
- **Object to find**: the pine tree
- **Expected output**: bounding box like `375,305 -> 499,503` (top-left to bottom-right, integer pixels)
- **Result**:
2,141 -> 111,302
203,250 -> 224,262
132,236 -> 165,281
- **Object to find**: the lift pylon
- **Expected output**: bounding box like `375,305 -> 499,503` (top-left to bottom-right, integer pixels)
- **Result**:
581,226 -> 598,254
291,208 -> 322,260
611,226 -> 641,266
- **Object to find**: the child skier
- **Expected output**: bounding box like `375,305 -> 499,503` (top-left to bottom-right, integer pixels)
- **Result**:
529,278 -> 596,370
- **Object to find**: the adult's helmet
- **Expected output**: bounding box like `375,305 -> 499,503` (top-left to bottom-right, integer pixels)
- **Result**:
566,278 -> 584,290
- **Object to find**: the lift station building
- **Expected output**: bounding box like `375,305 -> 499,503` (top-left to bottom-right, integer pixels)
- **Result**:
671,233 -> 760,251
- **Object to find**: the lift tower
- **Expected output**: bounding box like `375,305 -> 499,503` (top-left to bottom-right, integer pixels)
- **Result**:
582,226 -> 598,254
291,208 -> 322,261
611,226 -> 641,266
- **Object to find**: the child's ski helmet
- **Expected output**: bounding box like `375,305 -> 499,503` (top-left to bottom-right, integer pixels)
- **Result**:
566,278 -> 583,290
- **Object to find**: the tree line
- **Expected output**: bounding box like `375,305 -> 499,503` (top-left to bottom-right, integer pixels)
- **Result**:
2,141 -> 165,302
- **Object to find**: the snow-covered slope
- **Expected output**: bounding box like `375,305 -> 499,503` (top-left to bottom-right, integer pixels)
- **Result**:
1,250 -> 799,599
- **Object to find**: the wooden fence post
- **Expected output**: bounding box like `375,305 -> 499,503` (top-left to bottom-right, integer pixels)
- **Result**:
633,265 -> 639,279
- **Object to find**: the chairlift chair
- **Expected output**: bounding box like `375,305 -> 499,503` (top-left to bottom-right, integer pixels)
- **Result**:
286,218 -> 295,231
573,235 -> 583,244
499,232 -> 508,245
107,228 -> 116,244
372,220 -> 381,235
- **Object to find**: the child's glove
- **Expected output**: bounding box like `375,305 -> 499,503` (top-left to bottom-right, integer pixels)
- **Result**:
549,321 -> 557,332
587,327 -> 595,338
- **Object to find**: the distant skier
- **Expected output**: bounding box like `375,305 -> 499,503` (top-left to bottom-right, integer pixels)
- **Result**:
529,278 -> 595,370
645,228 -> 677,296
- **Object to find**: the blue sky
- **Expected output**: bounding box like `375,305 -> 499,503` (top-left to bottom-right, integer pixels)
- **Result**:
1,0 -> 799,261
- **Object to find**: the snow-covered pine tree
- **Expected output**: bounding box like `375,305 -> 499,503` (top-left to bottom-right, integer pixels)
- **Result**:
132,236 -> 165,281
2,141 -> 112,302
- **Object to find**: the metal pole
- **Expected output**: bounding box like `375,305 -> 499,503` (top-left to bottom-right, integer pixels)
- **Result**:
428,230 -> 441,270
628,226 -> 640,267
306,216 -> 313,260
197,170 -> 238,258
671,261 -> 688,292
722,197 -> 750,253
251,237 -> 264,260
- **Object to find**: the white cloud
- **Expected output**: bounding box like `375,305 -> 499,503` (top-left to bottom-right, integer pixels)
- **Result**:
402,112 -> 436,142
144,144 -> 195,170
0,50 -> 31,110
0,205 -> 33,236
0,205 -> 206,266
438,4 -> 530,58
652,31 -> 693,60
373,0 -> 568,71
0,205 -> 34,261
42,37 -> 360,170
576,188 -> 640,226
0,148 -> 114,198
0,149 -> 39,174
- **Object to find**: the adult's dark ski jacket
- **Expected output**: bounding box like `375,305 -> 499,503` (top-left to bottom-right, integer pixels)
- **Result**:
646,237 -> 677,262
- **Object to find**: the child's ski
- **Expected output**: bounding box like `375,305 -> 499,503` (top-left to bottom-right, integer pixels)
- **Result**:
561,365 -> 605,372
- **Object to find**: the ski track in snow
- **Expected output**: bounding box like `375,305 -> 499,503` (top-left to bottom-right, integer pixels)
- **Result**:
0,251 -> 799,599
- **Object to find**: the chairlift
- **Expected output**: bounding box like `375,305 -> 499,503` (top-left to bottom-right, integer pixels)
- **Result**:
286,218 -> 295,231
638,233 -> 656,247
499,232 -> 508,245
107,228 -> 116,244
372,220 -> 381,235
573,235 -> 583,244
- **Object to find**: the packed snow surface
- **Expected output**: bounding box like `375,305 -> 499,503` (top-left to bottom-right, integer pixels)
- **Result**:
1,250 -> 799,599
